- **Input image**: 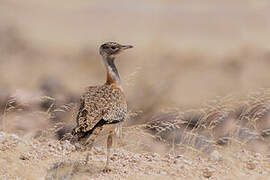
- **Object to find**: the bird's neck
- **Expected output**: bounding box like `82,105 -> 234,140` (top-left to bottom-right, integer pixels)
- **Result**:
103,56 -> 122,89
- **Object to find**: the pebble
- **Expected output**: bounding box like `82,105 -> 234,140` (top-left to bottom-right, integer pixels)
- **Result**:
202,168 -> 213,178
246,160 -> 256,170
209,150 -> 222,162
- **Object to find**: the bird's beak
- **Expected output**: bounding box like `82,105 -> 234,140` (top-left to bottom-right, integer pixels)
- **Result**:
121,45 -> 133,50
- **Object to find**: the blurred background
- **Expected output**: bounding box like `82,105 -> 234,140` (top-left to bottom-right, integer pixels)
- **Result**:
1,0 -> 270,134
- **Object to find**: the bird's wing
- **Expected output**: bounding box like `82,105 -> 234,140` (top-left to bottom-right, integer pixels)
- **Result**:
72,85 -> 127,138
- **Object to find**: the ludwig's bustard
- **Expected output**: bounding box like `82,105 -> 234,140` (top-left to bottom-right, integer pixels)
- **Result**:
72,42 -> 133,172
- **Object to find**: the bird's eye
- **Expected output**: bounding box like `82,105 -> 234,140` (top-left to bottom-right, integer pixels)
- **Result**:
111,46 -> 117,50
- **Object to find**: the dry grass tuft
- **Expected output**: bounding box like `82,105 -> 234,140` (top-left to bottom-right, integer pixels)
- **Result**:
146,89 -> 270,154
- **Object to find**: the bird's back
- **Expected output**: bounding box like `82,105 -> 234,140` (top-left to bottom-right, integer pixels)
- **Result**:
73,84 -> 127,140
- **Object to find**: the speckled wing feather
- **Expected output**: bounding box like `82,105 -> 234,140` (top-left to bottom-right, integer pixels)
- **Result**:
72,84 -> 127,142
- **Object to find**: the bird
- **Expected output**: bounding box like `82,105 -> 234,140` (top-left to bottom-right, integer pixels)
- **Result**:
72,42 -> 133,172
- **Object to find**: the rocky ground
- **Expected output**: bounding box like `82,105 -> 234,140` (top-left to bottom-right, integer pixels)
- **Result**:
0,130 -> 270,180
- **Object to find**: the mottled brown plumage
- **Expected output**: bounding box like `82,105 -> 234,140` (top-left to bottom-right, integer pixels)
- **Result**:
73,85 -> 127,145
72,42 -> 133,172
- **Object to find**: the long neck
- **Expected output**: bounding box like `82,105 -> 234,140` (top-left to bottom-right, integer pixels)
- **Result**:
103,56 -> 122,88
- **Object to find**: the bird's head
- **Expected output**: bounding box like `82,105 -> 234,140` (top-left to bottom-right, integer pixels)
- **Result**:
99,42 -> 133,59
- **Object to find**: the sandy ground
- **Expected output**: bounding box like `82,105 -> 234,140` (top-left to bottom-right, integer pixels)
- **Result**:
0,130 -> 270,180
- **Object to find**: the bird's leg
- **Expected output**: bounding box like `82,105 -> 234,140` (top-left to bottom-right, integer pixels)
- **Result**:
114,123 -> 123,147
85,152 -> 90,164
84,143 -> 94,164
82,127 -> 101,164
103,132 -> 113,172
84,145 -> 93,164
